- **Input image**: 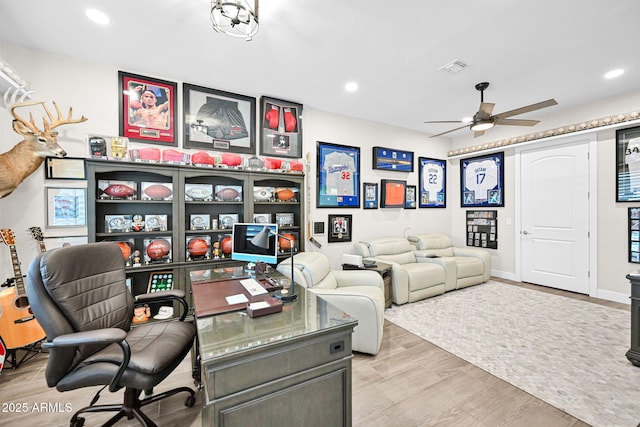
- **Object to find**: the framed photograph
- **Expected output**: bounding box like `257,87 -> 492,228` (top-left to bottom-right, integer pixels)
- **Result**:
45,157 -> 86,180
46,187 -> 87,228
183,83 -> 256,154
328,214 -> 352,243
317,141 -> 360,208
405,185 -> 417,209
118,71 -> 177,146
616,126 -> 640,202
372,146 -> 414,172
629,208 -> 640,263
363,182 -> 378,209
380,179 -> 406,208
259,96 -> 303,159
419,157 -> 446,208
460,152 -> 504,207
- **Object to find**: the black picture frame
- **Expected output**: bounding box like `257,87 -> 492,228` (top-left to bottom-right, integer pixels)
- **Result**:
259,96 -> 303,159
466,210 -> 498,249
363,182 -> 378,209
616,125 -> 640,202
372,146 -> 414,172
328,214 -> 352,243
45,157 -> 86,180
183,83 -> 256,154
418,157 -> 446,208
380,179 -> 406,208
317,141 -> 360,208
629,207 -> 640,263
460,152 -> 504,207
405,185 -> 416,209
118,71 -> 177,146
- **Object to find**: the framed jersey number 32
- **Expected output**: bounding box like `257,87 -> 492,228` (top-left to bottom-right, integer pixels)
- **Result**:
460,152 -> 504,207
317,141 -> 361,208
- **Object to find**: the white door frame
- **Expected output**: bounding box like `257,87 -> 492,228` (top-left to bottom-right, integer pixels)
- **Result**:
514,133 -> 598,297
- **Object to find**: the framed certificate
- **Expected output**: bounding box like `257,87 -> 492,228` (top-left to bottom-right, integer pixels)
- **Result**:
419,157 -> 446,208
317,141 -> 360,208
460,152 -> 504,207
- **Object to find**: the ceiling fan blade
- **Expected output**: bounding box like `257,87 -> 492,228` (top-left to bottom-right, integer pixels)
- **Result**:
428,124 -> 470,138
477,102 -> 495,119
493,99 -> 558,119
494,118 -> 540,126
424,120 -> 464,124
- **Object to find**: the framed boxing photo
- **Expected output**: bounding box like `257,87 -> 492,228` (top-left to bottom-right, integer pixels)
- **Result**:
259,96 -> 303,159
460,152 -> 504,207
183,82 -> 256,154
616,125 -> 640,202
317,141 -> 360,208
118,71 -> 177,146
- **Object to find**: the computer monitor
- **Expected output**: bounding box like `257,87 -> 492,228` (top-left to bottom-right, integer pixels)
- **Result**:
231,223 -> 279,265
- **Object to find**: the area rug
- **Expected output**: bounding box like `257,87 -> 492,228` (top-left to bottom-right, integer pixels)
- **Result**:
384,281 -> 640,427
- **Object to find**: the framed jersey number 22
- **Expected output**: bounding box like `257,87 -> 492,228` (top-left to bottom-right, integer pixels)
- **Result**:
419,157 -> 446,208
461,152 -> 504,207
317,141 -> 361,208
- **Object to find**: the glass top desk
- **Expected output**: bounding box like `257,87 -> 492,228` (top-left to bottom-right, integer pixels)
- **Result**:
190,266 -> 357,427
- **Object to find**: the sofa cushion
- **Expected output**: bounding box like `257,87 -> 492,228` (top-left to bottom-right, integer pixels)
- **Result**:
403,263 -> 445,291
362,237 -> 414,257
455,256 -> 484,278
407,234 -> 455,257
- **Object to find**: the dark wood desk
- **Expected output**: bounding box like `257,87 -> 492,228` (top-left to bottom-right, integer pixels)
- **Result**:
191,267 -> 357,427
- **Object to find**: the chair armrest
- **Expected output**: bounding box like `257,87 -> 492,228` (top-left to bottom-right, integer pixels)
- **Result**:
43,328 -> 127,348
333,269 -> 384,291
136,289 -> 189,321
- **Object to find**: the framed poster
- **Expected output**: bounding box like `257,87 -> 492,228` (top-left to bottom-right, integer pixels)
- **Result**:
317,141 -> 360,208
405,185 -> 417,209
118,71 -> 177,146
419,157 -> 446,208
259,96 -> 303,158
380,179 -> 406,208
363,182 -> 378,209
460,152 -> 504,207
466,210 -> 498,249
629,207 -> 640,263
45,157 -> 86,180
616,126 -> 640,202
372,146 -> 414,172
328,214 -> 352,243
46,187 -> 87,228
183,83 -> 256,154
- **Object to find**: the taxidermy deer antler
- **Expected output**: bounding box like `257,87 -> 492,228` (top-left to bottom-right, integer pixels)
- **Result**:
0,100 -> 87,199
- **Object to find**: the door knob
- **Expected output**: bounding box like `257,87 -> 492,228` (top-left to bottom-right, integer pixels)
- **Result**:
522,230 -> 530,235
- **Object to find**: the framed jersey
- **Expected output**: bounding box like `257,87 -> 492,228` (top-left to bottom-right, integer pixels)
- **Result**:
460,152 -> 504,207
419,157 -> 446,208
317,141 -> 361,208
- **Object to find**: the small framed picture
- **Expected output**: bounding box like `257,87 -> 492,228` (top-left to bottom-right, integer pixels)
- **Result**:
380,179 -> 406,208
46,187 -> 87,228
276,213 -> 295,227
328,214 -> 352,243
190,214 -> 210,230
405,185 -> 417,209
44,157 -> 86,180
145,215 -> 168,232
143,237 -> 172,264
141,182 -> 173,200
97,180 -> 137,200
184,183 -> 213,201
218,213 -> 239,230
105,214 -> 132,233
214,185 -> 243,202
253,213 -> 272,224
363,182 -> 378,209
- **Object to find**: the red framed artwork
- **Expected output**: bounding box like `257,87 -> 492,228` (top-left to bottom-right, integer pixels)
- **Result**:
118,71 -> 178,146
380,179 -> 406,208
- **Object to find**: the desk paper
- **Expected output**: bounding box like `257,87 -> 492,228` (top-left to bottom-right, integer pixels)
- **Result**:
249,301 -> 271,310
226,293 -> 249,305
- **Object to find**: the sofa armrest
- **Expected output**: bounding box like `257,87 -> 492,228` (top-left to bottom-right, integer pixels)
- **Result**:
333,269 -> 384,292
453,247 -> 492,281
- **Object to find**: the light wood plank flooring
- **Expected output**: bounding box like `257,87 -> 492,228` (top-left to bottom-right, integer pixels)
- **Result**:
0,279 -> 626,426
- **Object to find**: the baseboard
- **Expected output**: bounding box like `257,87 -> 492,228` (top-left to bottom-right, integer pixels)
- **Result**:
596,289 -> 630,305
491,270 -> 517,281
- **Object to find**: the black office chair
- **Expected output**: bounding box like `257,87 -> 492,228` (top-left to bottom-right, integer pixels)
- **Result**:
26,242 -> 196,427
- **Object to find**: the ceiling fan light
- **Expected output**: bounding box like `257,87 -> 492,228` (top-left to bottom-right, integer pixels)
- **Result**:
211,0 -> 259,41
470,120 -> 494,132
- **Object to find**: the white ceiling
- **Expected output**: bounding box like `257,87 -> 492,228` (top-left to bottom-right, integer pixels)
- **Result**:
0,0 -> 639,139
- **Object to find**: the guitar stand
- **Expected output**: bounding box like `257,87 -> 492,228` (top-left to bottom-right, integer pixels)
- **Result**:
5,340 -> 45,369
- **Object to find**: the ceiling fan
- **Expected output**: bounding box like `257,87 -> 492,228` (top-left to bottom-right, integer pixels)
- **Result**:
425,82 -> 558,138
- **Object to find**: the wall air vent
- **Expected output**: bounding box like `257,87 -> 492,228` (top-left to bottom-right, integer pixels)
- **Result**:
438,59 -> 469,74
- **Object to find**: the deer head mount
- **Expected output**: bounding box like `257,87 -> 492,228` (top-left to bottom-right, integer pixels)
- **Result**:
0,100 -> 87,199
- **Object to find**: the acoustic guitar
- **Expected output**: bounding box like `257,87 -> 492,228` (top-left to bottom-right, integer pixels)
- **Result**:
0,229 -> 45,349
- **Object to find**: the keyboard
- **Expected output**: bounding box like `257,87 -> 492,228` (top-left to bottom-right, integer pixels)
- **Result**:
239,278 -> 268,296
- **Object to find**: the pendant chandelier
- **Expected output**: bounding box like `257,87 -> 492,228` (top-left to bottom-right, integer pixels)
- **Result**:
210,0 -> 259,41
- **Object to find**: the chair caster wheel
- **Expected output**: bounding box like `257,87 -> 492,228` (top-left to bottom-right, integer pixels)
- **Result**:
185,395 -> 196,407
70,417 -> 85,427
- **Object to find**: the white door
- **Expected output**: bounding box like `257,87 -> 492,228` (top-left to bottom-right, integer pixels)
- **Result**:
520,141 -> 590,293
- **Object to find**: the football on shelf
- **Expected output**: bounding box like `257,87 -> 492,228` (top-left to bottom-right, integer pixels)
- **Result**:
216,187 -> 240,201
276,188 -> 295,201
221,236 -> 232,254
146,239 -> 171,260
188,238 -> 209,257
253,188 -> 272,201
278,233 -> 295,250
102,184 -> 135,198
185,186 -> 212,200
143,184 -> 172,199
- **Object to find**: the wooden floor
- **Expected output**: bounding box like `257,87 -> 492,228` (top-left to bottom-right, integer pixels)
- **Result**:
0,279 -> 627,426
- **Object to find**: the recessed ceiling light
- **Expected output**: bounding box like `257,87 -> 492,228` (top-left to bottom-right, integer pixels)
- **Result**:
86,9 -> 110,25
345,82 -> 358,92
604,68 -> 624,79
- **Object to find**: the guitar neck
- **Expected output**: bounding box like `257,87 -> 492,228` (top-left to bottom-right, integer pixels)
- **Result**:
37,241 -> 46,253
8,244 -> 26,295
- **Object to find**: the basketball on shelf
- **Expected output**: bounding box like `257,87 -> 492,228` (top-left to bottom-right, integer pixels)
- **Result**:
221,236 -> 232,254
279,233 -> 295,250
115,241 -> 132,260
146,239 -> 171,260
188,238 -> 209,257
